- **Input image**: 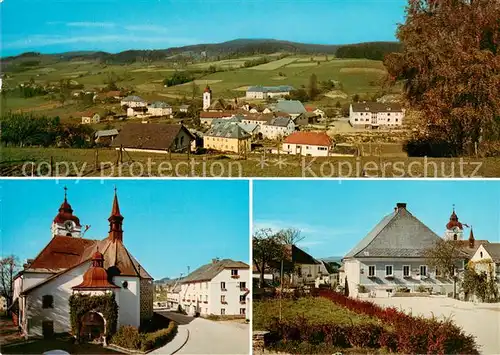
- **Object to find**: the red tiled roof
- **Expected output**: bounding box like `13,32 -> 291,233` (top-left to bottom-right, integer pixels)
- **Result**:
305,105 -> 316,112
283,131 -> 332,146
28,236 -> 97,271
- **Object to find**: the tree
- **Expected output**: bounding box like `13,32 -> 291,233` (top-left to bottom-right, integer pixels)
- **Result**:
191,81 -> 200,101
424,239 -> 465,298
344,276 -> 349,297
308,73 -> 320,100
0,255 -> 21,312
104,71 -> 120,91
384,0 -> 500,155
275,228 -> 305,245
335,101 -> 341,109
352,94 -> 360,103
253,229 -> 285,288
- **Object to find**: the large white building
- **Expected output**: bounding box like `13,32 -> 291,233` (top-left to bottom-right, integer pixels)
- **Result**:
171,259 -> 249,317
147,101 -> 173,117
12,190 -> 153,339
260,117 -> 295,140
340,203 -> 486,298
121,95 -> 147,108
281,131 -> 332,157
246,86 -> 294,100
349,102 -> 404,128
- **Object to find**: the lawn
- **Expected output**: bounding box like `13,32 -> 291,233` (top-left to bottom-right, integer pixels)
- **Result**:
253,297 -> 386,331
2,336 -> 121,354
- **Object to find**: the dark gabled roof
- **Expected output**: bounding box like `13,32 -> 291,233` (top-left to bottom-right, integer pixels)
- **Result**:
267,116 -> 292,127
276,100 -> 307,114
111,123 -> 194,150
351,102 -> 403,113
482,243 -> 500,261
182,259 -> 249,283
345,204 -> 442,258
205,122 -> 251,139
284,244 -> 320,265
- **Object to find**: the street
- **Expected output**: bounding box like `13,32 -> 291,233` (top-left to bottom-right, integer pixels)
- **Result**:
155,311 -> 249,354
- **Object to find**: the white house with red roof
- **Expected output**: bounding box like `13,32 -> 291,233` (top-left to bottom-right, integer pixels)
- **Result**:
281,131 -> 332,156
12,190 -> 153,339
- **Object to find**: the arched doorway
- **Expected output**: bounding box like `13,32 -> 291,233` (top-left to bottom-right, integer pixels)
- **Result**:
80,312 -> 106,342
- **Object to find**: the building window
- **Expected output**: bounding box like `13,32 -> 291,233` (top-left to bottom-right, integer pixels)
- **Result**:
239,295 -> 246,303
240,308 -> 246,315
385,265 -> 393,277
42,295 -> 53,309
239,282 -> 246,290
480,251 -> 483,258
368,265 -> 376,277
403,265 -> 410,277
204,295 -> 208,302
420,265 -> 427,277
220,295 -> 226,304
221,308 -> 226,315
221,282 -> 226,290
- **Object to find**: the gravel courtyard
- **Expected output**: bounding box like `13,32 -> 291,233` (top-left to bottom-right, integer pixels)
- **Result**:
372,297 -> 500,355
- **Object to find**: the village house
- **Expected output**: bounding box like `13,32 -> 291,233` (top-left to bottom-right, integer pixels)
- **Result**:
469,243 -> 500,283
171,259 -> 249,317
81,112 -> 100,125
246,85 -> 295,99
147,101 -> 172,117
11,190 -> 153,339
127,106 -> 149,118
305,105 -> 325,118
349,102 -> 404,128
283,245 -> 321,287
281,131 -> 332,156
179,104 -> 190,113
94,129 -> 119,146
111,123 -> 195,153
274,100 -> 307,119
94,91 -> 123,103
204,122 -> 252,154
294,112 -> 322,127
121,95 -> 147,108
339,203 -> 481,298
260,117 -> 295,140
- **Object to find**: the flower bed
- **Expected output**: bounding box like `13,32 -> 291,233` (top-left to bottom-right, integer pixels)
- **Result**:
317,290 -> 478,354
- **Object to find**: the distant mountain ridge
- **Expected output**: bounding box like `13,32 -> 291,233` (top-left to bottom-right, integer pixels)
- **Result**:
1,38 -> 400,63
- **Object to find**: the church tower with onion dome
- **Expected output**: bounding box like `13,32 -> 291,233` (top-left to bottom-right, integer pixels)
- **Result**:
203,85 -> 212,111
51,187 -> 82,238
444,206 -> 464,241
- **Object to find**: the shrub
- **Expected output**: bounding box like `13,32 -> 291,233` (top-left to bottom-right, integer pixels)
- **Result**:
357,285 -> 368,293
317,290 -> 479,354
416,285 -> 428,293
141,321 -> 177,352
111,325 -> 142,350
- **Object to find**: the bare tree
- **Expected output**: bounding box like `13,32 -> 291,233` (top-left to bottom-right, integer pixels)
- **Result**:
253,229 -> 285,288
276,228 -> 305,245
0,255 -> 21,312
424,240 -> 466,298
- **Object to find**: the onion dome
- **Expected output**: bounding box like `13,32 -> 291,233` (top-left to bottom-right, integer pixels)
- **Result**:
72,250 -> 118,290
53,188 -> 81,226
204,85 -> 211,93
446,208 -> 463,230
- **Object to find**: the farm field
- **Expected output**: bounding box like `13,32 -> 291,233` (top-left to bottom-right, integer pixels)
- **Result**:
1,53 -> 399,121
0,147 -> 496,177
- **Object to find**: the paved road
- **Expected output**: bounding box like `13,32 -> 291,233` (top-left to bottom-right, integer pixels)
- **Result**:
156,311 -> 249,354
372,297 -> 500,355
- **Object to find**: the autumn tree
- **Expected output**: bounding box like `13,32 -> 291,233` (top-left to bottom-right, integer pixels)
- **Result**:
384,0 -> 500,155
0,255 -> 21,312
253,229 -> 285,288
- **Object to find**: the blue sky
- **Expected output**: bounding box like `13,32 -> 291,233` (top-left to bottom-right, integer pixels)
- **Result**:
0,179 -> 250,280
253,180 -> 500,258
1,0 -> 407,56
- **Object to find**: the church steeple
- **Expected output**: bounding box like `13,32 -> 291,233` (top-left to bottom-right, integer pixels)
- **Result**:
108,188 -> 124,242
468,226 -> 475,248
52,186 -> 81,238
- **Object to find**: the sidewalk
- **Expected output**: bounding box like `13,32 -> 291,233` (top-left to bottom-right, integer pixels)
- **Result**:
150,326 -> 189,354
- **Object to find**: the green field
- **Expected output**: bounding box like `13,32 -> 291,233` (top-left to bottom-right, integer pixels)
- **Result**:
1,54 -> 398,122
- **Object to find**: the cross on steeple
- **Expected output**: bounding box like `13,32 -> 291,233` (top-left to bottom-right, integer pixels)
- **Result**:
64,186 -> 68,200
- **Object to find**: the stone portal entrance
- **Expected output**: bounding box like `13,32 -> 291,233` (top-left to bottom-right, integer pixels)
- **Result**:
80,312 -> 105,342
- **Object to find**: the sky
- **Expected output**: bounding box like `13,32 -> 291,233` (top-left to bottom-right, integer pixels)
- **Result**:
253,180 -> 500,259
0,0 -> 407,57
0,179 -> 250,280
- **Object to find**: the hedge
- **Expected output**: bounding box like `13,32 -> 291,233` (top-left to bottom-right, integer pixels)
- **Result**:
111,321 -> 178,352
316,290 -> 479,354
